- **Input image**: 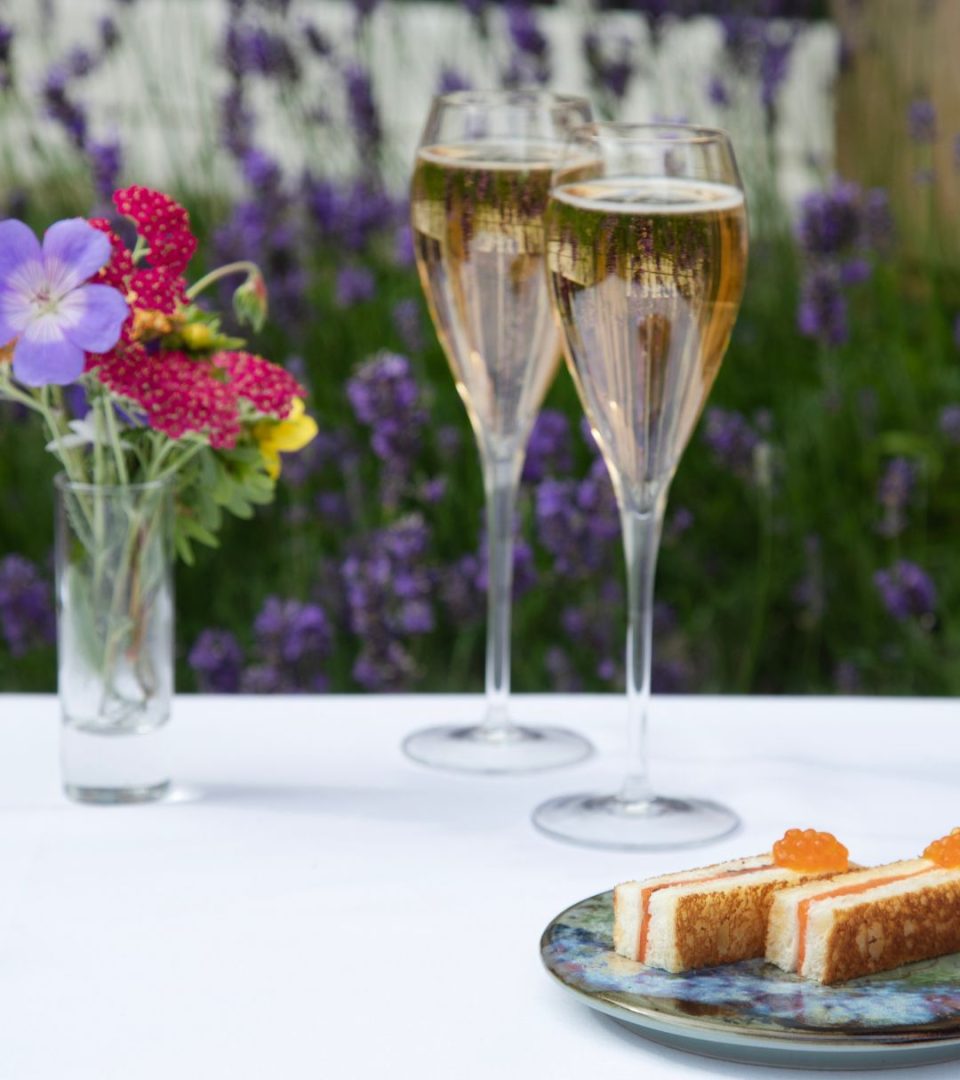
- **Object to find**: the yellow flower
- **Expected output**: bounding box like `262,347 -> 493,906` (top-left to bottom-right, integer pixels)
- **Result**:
131,307 -> 177,341
253,398 -> 318,479
180,322 -> 216,351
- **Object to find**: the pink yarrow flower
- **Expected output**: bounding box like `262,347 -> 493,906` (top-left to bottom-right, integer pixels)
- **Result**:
0,218 -> 128,386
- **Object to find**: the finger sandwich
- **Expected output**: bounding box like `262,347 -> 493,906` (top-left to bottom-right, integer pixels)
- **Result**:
766,830 -> 960,985
614,829 -> 851,973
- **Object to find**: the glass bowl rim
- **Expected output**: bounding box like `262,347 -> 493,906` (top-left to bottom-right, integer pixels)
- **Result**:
567,120 -> 734,144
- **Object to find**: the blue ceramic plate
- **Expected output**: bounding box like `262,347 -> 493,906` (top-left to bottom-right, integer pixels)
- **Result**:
541,891 -> 960,1070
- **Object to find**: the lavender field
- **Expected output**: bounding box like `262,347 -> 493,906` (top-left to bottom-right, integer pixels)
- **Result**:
0,0 -> 958,696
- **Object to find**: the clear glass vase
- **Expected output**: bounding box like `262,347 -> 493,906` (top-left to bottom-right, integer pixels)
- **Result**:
55,476 -> 175,804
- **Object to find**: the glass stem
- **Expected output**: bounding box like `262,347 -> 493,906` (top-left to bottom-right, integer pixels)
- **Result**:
482,453 -> 519,732
619,489 -> 668,805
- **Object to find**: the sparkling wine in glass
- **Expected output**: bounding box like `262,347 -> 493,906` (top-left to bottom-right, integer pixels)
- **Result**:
533,123 -> 749,846
403,90 -> 594,773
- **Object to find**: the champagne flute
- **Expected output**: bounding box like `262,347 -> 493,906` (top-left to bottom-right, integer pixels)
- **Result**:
403,90 -> 594,773
533,123 -> 749,846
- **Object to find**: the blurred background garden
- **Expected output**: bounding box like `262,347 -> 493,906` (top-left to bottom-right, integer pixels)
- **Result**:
0,0 -> 958,696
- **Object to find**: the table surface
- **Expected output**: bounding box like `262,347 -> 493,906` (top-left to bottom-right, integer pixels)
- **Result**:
1,693 -> 957,1080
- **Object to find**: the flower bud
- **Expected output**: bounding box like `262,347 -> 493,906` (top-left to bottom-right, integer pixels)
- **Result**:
233,269 -> 268,332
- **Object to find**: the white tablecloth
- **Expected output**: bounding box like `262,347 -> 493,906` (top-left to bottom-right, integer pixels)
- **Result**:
0,693 -> 956,1080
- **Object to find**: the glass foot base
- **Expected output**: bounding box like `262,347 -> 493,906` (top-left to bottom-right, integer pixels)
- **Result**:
402,724 -> 592,775
64,779 -> 171,805
532,791 -> 739,850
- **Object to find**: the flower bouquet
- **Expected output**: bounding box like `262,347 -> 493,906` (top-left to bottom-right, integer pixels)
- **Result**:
0,185 -> 317,801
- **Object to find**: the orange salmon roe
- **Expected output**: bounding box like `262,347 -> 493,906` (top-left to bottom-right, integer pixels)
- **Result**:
923,828 -> 960,868
772,828 -> 850,873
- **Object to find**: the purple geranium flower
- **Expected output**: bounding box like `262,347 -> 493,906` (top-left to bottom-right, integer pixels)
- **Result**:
0,218 -> 128,386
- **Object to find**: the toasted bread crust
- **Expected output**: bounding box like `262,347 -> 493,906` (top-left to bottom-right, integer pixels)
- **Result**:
674,879 -> 788,970
818,879 -> 960,984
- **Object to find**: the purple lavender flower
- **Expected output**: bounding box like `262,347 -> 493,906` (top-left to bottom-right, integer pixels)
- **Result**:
41,66 -> 87,146
0,23 -> 13,67
545,646 -> 583,692
798,181 -> 862,257
760,33 -> 793,111
876,457 -> 916,539
437,425 -> 462,456
560,587 -> 620,686
535,457 -> 620,578
503,1 -> 550,85
300,19 -> 331,56
353,641 -> 417,692
840,257 -> 871,286
702,408 -> 760,479
0,219 -> 128,386
833,660 -> 861,694
241,663 -> 292,694
247,596 -> 332,691
347,351 -> 425,464
418,476 -> 447,504
522,409 -> 573,483
0,555 -> 55,657
908,97 -> 937,143
255,597 -> 332,664
342,516 -> 435,690
939,404 -> 960,443
304,177 -> 395,252
215,191 -> 307,327
792,534 -> 824,628
707,75 -> 730,107
0,24 -> 12,91
475,534 -> 537,598
225,24 -> 300,83
241,148 -> 283,193
863,188 -> 894,252
98,16 -> 120,52
88,138 -> 122,203
351,0 -> 380,24
874,560 -> 936,623
797,268 -> 848,346
506,1 -> 547,57
343,63 -> 381,162
664,506 -> 694,543
393,222 -> 415,268
954,313 -> 960,351
335,265 -> 375,308
392,298 -> 424,353
189,629 -> 244,692
583,31 -> 634,102
437,67 -> 473,94
220,85 -> 254,158
66,46 -> 95,78
440,552 -> 483,623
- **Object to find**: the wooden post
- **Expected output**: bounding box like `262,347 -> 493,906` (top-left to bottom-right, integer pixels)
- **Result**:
832,0 -> 960,270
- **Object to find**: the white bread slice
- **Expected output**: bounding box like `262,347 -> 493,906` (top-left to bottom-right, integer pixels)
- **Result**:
766,859 -> 929,975
614,855 -> 828,973
614,855 -> 768,962
769,859 -> 960,984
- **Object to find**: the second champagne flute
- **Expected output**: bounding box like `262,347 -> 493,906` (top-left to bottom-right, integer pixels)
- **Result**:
534,122 -> 749,846
403,90 -> 594,773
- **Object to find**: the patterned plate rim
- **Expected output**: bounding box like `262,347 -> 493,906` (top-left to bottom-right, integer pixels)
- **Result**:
540,891 -> 960,1049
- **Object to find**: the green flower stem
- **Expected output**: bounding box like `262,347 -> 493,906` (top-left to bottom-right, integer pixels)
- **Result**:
185,260 -> 258,300
93,394 -> 107,485
103,396 -> 130,485
150,440 -> 204,485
